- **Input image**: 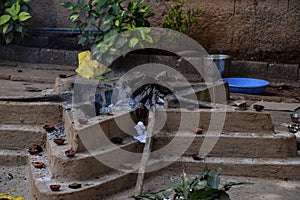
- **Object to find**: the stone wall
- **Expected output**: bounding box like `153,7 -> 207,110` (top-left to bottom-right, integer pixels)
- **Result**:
23,0 -> 299,63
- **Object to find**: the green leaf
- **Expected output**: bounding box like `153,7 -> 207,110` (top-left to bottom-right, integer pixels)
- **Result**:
2,23 -> 13,34
86,15 -> 95,24
70,13 -> 80,21
78,36 -> 87,45
133,0 -> 144,10
18,11 -> 31,21
101,24 -> 111,32
81,5 -> 90,13
15,23 -> 23,32
181,171 -> 189,199
139,29 -> 146,40
190,188 -> 219,200
0,15 -> 11,25
223,182 -> 254,191
112,5 -> 120,15
61,2 -> 76,10
107,48 -> 117,55
78,0 -> 84,7
207,168 -> 221,189
104,15 -> 115,24
114,19 -> 121,27
5,3 -> 20,17
120,10 -> 128,18
129,37 -> 139,48
95,0 -> 106,12
144,34 -> 153,43
97,43 -> 109,53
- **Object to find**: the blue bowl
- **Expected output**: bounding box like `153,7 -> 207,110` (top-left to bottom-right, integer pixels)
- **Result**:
222,78 -> 269,94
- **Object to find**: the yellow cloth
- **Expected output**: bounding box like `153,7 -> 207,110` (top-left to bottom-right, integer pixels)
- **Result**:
76,51 -> 111,79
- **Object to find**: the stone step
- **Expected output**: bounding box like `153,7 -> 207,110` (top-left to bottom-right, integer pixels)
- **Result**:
0,62 -> 75,84
153,130 -> 297,158
29,149 -> 162,200
64,109 -> 276,153
0,149 -> 28,166
47,131 -> 144,180
0,102 -> 63,125
166,155 -> 300,180
64,109 -> 137,152
0,124 -> 46,149
30,153 -> 300,200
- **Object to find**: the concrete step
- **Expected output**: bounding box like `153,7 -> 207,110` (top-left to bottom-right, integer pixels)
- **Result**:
47,130 -> 144,180
29,153 -> 300,200
0,102 -> 63,125
64,109 -> 137,152
166,155 -> 300,180
153,130 -> 297,158
64,109 -> 276,153
29,148 -> 162,200
0,149 -> 28,166
0,124 -> 46,149
0,61 -> 75,84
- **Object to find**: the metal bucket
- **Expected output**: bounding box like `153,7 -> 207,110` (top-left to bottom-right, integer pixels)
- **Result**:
211,54 -> 231,77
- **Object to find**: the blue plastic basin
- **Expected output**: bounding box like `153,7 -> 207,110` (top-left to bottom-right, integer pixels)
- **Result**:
222,78 -> 269,94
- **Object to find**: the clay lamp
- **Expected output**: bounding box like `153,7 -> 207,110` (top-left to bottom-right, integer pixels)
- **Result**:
43,124 -> 56,132
122,162 -> 133,169
65,149 -> 76,157
78,117 -> 89,125
28,148 -> 39,155
54,138 -> 65,145
253,104 -> 264,112
28,144 -> 43,155
68,183 -> 82,189
32,162 -> 45,169
192,128 -> 203,135
110,137 -> 123,145
50,184 -> 61,191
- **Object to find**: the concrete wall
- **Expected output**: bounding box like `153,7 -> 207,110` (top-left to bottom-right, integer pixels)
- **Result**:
26,0 -> 300,62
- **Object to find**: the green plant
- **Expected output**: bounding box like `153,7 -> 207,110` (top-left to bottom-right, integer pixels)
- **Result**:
133,168 -> 252,200
62,0 -> 154,79
61,0 -> 154,48
0,0 -> 31,44
163,0 -> 202,33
